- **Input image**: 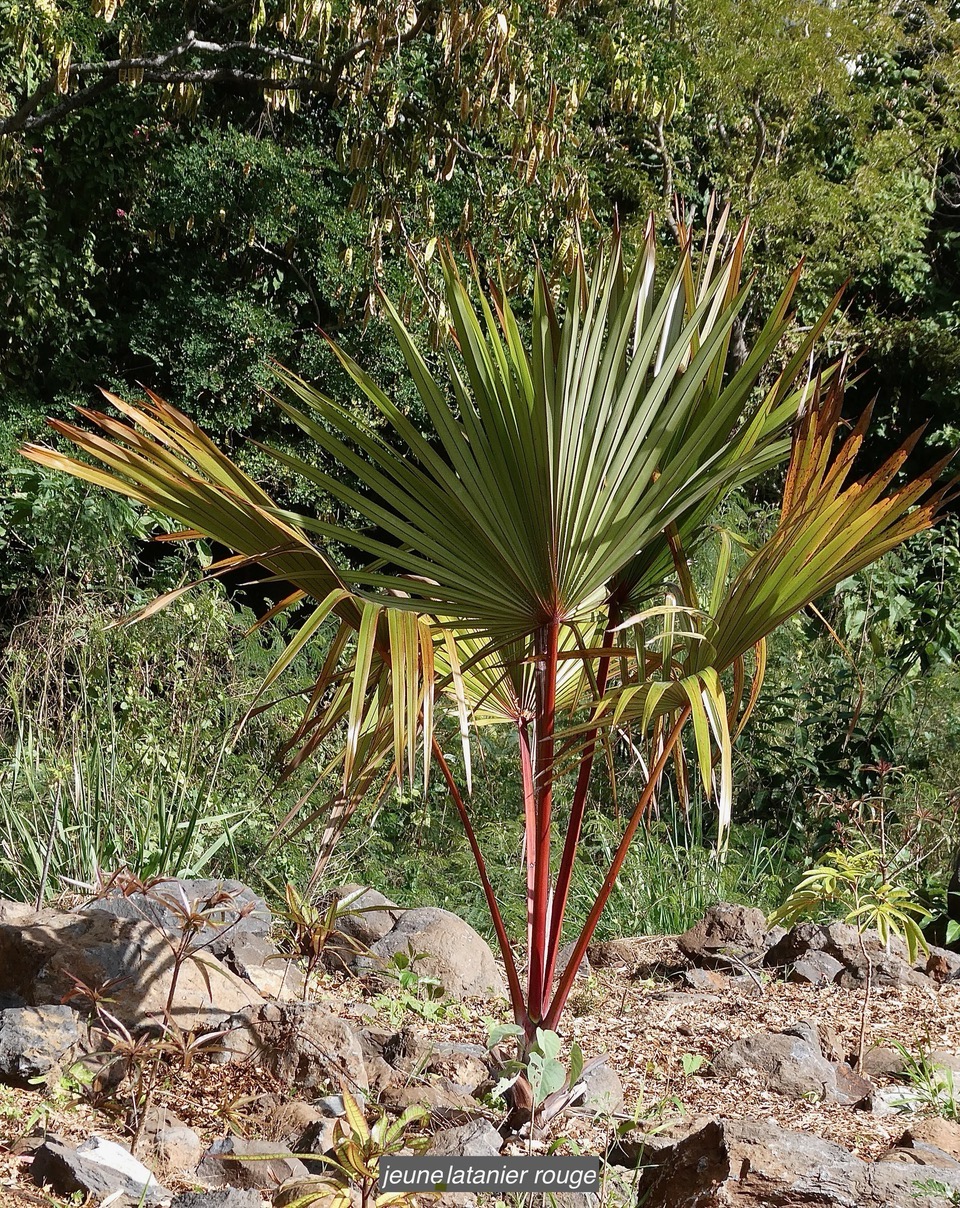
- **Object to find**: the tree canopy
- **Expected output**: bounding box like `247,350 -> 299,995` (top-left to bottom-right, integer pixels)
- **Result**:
3,0 -> 960,453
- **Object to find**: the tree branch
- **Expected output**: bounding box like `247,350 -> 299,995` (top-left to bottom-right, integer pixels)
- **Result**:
744,95 -> 767,203
325,1 -> 436,93
654,116 -> 680,237
1,33 -> 200,135
3,76 -> 121,136
0,6 -> 439,138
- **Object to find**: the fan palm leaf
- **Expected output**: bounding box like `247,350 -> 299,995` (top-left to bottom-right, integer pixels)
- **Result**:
22,219 -> 954,1038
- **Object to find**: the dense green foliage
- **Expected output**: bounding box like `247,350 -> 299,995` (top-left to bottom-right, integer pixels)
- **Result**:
1,0 -> 959,935
5,0 -> 960,445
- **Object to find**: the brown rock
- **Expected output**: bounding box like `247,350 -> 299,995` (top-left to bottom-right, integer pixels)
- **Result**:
586,937 -> 648,970
788,951 -> 845,986
197,1137 -> 309,1191
931,1049 -> 960,1075
833,1061 -> 875,1106
607,1116 -> 714,1168
381,1081 -> 486,1124
860,1045 -> 906,1079
0,900 -> 36,925
217,1002 -> 367,1093
635,1117 -> 960,1206
819,1024 -> 846,1064
354,1027 -> 424,1093
682,968 -> 727,991
266,1100 -> 328,1147
138,1105 -> 203,1173
898,1118 -> 960,1161
83,879 -> 276,984
362,1052 -> 396,1094
295,1116 -> 340,1158
420,1049 -> 489,1093
0,907 -> 261,1032
879,1144 -> 960,1168
576,1062 -> 625,1116
678,904 -> 769,967
924,946 -> 960,982
244,959 -> 306,1001
556,942 -> 591,982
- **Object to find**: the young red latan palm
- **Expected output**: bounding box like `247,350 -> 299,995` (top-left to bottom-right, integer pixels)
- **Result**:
23,217 -> 956,1042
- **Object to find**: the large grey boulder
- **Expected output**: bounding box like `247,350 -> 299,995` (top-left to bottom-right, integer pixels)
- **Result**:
711,1021 -> 872,1104
358,907 -> 507,1000
0,905 -> 261,1032
764,921 -> 930,988
0,1003 -> 83,1086
216,1001 -> 368,1093
634,1117 -> 960,1206
84,878 -> 278,982
32,1136 -> 171,1205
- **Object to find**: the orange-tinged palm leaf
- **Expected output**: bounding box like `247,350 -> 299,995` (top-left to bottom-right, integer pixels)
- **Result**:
711,377 -> 958,672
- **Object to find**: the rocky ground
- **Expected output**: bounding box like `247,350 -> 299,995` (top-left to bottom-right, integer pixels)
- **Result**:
1,884 -> 959,1207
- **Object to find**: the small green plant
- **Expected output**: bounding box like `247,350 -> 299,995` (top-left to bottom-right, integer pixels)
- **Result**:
527,1028 -> 579,1116
228,1085 -> 426,1208
610,1068 -> 685,1149
489,1025 -> 607,1135
910,1177 -> 960,1205
280,883 -> 347,993
277,883 -> 392,992
372,949 -> 464,1026
0,1084 -> 23,1122
680,1052 -> 707,1077
23,1062 -> 96,1133
770,846 -> 931,1066
565,972 -> 608,1018
893,1040 -> 960,1120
